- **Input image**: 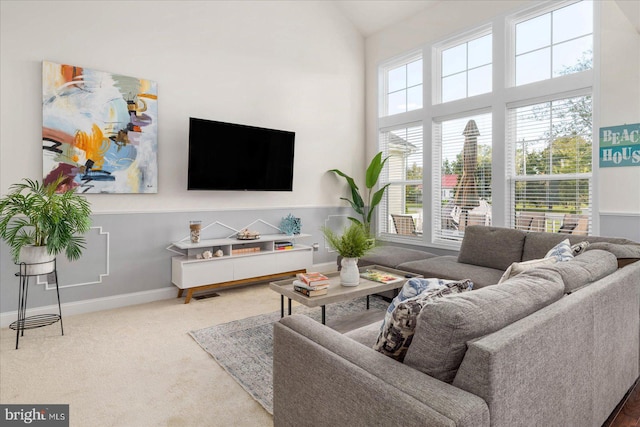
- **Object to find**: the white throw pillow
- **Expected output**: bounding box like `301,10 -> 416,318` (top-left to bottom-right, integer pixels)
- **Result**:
545,238 -> 574,262
498,257 -> 557,284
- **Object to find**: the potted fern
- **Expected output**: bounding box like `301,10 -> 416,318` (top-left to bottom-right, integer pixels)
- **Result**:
321,222 -> 374,286
0,177 -> 92,275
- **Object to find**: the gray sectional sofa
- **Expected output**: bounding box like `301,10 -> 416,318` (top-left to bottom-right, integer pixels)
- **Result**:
273,226 -> 640,426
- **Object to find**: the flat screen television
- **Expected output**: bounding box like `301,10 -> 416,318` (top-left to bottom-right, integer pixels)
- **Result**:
188,117 -> 295,191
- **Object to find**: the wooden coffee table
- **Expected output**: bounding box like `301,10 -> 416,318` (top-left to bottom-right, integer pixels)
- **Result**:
269,265 -> 421,325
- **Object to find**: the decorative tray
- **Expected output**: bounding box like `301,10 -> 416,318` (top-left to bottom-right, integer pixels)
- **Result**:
236,235 -> 260,240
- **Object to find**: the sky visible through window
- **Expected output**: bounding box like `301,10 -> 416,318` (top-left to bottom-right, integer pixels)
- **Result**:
515,0 -> 593,85
387,59 -> 422,115
442,34 -> 492,102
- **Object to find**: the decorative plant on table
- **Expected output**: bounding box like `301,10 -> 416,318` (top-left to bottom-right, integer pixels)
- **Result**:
329,152 -> 390,236
321,222 -> 374,287
0,177 -> 92,275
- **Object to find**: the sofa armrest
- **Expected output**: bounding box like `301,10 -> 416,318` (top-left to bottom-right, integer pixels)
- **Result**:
273,314 -> 489,427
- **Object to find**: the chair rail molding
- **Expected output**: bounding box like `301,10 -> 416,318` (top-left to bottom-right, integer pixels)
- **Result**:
37,226 -> 110,290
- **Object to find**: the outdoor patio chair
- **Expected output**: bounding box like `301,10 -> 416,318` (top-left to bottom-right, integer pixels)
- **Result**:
391,214 -> 418,235
558,214 -> 589,235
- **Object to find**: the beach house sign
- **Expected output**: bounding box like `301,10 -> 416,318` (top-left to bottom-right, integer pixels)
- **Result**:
599,123 -> 640,168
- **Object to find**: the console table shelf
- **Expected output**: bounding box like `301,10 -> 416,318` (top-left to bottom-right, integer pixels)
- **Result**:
168,233 -> 313,303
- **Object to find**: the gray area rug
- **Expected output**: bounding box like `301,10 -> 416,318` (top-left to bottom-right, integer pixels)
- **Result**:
189,296 -> 388,414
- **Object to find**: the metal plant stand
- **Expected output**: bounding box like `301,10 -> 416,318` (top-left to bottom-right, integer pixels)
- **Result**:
9,260 -> 64,349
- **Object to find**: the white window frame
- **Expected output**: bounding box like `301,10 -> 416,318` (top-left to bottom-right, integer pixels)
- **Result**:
379,50 -> 423,119
507,0 -> 593,88
433,24 -> 493,105
375,0 -> 598,250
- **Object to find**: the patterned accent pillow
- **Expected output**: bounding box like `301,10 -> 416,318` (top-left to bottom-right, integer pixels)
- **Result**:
382,277 -> 454,330
373,279 -> 474,361
570,241 -> 590,256
498,257 -> 557,284
545,238 -> 574,262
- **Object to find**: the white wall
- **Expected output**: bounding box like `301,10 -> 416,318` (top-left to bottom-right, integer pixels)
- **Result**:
0,0 -> 365,213
598,0 -> 640,214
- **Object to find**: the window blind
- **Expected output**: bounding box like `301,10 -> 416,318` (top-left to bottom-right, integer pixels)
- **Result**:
378,125 -> 424,237
432,113 -> 492,244
506,95 -> 593,235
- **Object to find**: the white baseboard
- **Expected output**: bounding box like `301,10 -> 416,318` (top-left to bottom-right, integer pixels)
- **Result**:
0,287 -> 177,329
1,264 -> 339,328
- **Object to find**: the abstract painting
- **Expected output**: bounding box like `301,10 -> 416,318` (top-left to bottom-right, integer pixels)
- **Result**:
42,61 -> 158,193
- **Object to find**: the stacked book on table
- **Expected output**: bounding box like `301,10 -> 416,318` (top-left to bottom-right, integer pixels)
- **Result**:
293,272 -> 330,297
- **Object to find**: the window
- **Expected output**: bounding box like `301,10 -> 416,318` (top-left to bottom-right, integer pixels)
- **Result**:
433,113 -> 492,243
376,0 -> 595,248
382,56 -> 423,116
507,95 -> 592,234
440,33 -> 492,103
515,1 -> 593,86
378,125 -> 424,237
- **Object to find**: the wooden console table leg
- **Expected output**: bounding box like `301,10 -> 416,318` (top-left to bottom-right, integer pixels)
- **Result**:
184,289 -> 194,304
177,289 -> 184,298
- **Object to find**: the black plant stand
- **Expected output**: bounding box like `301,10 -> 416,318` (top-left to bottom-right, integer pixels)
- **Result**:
9,260 -> 64,349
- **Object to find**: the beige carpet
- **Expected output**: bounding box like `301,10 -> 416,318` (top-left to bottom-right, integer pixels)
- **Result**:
0,283 -> 285,427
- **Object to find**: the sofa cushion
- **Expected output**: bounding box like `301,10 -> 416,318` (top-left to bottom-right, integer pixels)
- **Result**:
457,226 -> 526,270
373,280 -> 473,362
522,232 -> 636,261
541,249 -> 620,293
344,321 -> 384,347
497,257 -> 557,284
544,238 -> 574,261
358,246 -> 436,269
398,256 -> 504,289
403,268 -> 564,384
585,242 -> 640,268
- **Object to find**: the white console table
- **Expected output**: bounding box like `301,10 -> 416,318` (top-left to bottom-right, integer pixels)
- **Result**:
168,233 -> 312,303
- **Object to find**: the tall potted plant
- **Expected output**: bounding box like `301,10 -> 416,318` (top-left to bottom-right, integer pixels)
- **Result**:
329,152 -> 390,236
0,177 -> 92,275
321,222 -> 374,286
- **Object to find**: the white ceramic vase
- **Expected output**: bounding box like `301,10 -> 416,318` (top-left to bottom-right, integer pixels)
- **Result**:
340,257 -> 360,286
18,245 -> 55,276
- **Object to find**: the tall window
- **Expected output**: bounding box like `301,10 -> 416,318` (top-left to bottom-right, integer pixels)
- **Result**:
433,113 -> 492,243
376,0 -> 594,247
383,57 -> 423,116
378,125 -> 424,237
515,0 -> 593,85
507,95 -> 592,234
440,33 -> 492,102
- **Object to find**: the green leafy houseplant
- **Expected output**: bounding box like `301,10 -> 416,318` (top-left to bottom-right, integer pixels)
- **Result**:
330,152 -> 390,235
0,177 -> 92,263
321,222 -> 374,259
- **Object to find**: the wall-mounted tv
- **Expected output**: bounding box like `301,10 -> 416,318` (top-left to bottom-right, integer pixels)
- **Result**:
188,117 -> 295,191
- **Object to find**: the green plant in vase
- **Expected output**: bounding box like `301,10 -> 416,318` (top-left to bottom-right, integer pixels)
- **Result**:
321,222 -> 374,286
0,177 -> 92,274
329,152 -> 390,236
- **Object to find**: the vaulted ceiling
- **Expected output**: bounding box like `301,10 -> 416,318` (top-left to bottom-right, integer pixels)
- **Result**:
333,0 -> 640,37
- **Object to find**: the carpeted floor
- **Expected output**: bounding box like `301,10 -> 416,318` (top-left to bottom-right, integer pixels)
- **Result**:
189,296 -> 388,414
0,284 -> 286,426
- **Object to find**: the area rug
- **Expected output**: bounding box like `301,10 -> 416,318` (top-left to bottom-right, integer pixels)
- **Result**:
189,296 -> 388,414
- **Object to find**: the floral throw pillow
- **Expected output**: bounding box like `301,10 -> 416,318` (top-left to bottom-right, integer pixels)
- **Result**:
382,278 -> 455,332
373,279 -> 474,362
570,241 -> 590,256
545,238 -> 574,262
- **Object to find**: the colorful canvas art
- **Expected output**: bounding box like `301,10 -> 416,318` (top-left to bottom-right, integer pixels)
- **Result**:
42,61 -> 158,193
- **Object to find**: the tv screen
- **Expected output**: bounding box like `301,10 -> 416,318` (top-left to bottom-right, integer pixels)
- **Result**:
188,118 -> 295,191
